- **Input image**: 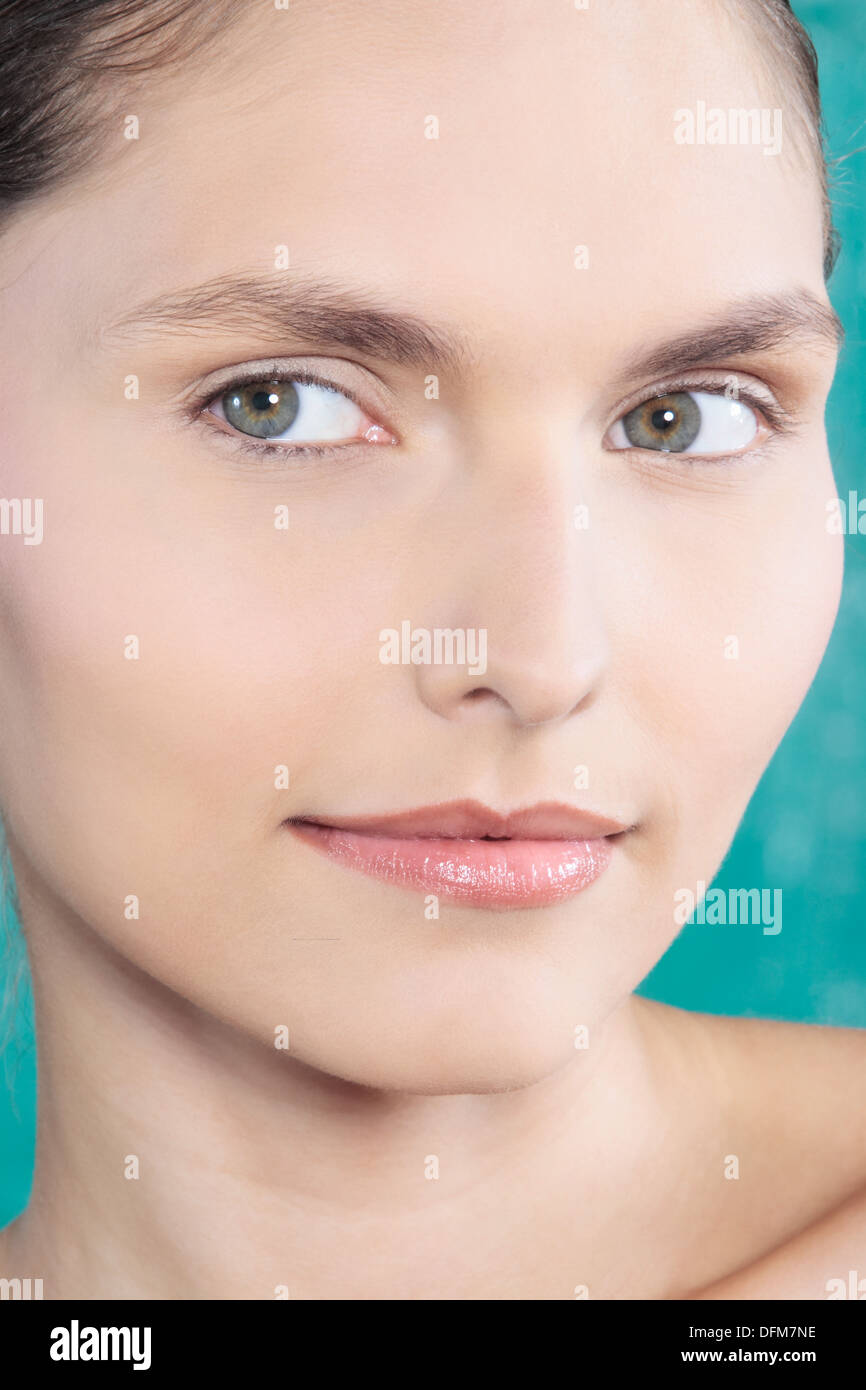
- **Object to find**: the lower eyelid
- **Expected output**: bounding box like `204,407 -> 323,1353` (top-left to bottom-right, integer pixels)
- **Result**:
198,422 -> 363,467
194,411 -> 391,468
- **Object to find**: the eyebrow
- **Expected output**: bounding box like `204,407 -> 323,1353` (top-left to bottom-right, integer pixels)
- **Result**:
614,290 -> 843,388
105,272 -> 471,373
105,276 -> 843,384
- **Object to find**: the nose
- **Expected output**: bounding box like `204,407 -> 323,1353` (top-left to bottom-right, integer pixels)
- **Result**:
413,435 -> 608,727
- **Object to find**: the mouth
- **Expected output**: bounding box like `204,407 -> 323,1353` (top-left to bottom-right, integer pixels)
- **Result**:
286,799 -> 631,910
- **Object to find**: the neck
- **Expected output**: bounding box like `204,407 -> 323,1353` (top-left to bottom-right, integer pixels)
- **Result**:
6,870 -> 666,1300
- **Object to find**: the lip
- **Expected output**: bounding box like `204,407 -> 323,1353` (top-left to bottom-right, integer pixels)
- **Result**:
286,799 -> 629,909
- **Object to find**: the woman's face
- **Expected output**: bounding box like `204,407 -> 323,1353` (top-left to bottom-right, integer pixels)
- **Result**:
0,0 -> 841,1091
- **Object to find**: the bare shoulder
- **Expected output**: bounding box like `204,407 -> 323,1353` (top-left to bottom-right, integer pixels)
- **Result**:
634,998 -> 866,1298
683,1003 -> 866,1163
0,1222 -> 12,1275
0,1213 -> 29,1282
637,995 -> 866,1159
691,1184 -> 866,1300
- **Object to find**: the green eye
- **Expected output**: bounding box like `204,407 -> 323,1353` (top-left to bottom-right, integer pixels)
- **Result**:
622,392 -> 702,452
205,373 -> 391,453
222,380 -> 300,438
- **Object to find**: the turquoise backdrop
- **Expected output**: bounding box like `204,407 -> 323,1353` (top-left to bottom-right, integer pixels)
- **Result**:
1,0 -> 864,1226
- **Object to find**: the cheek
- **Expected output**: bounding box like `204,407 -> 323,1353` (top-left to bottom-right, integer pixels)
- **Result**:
693,472 -> 842,783
0,436 -> 395,932
611,450 -> 842,866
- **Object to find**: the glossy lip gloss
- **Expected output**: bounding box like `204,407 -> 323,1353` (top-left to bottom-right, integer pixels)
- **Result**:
287,799 -> 628,909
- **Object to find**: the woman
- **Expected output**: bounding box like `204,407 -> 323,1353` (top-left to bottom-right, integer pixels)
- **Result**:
0,0 -> 863,1299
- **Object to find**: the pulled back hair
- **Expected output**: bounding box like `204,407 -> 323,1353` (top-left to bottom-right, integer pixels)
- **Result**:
0,0 -> 235,213
0,0 -> 841,277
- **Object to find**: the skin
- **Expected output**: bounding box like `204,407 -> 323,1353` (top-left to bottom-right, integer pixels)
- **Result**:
0,0 -> 863,1298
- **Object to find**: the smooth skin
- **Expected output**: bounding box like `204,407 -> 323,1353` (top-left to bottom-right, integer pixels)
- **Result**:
0,0 -> 863,1298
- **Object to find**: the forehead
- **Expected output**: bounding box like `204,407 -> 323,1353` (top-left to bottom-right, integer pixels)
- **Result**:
12,0 -> 826,351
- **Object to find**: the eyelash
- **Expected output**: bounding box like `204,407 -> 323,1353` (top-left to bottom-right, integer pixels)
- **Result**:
188,364 -> 385,463
187,365 -> 793,465
605,372 -> 794,458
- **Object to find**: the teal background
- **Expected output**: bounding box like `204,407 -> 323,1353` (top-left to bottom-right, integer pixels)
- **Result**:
1,0 -> 864,1228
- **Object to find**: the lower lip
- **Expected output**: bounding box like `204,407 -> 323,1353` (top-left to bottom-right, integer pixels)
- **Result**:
289,823 -> 614,909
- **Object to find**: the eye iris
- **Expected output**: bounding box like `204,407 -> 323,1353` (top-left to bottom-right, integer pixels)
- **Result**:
223,380 -> 300,438
623,392 -> 701,452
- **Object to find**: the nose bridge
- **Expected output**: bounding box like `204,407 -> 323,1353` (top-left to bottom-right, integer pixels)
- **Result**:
413,421 -> 609,725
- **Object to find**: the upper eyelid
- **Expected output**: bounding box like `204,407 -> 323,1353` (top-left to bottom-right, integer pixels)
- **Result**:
191,364 -> 365,414
186,359 -> 781,410
606,373 -> 791,431
177,354 -> 403,428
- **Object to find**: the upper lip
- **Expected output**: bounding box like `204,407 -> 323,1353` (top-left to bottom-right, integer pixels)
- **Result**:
291,798 -> 631,841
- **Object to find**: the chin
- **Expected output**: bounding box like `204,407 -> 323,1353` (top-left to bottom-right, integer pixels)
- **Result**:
291,1007 -> 582,1097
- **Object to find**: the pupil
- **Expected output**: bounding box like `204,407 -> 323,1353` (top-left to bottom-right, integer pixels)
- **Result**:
651,407 -> 677,432
251,390 -> 277,413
